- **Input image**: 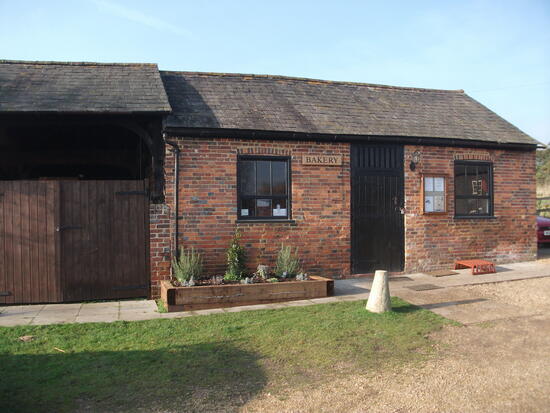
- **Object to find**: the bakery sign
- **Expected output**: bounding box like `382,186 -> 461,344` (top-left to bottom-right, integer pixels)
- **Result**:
302,155 -> 342,166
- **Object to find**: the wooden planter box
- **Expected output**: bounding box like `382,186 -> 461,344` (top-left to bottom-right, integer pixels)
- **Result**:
160,276 -> 334,312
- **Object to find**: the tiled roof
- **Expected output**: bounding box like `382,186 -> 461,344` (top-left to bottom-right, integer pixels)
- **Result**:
0,60 -> 171,113
161,71 -> 539,146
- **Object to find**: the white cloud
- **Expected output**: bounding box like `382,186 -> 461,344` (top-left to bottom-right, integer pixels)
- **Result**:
92,0 -> 191,37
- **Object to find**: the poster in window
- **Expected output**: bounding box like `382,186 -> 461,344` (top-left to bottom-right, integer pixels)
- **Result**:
273,208 -> 287,216
471,179 -> 482,195
434,195 -> 445,211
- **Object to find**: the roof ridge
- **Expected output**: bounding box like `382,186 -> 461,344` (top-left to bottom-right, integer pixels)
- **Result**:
160,70 -> 464,93
0,59 -> 158,68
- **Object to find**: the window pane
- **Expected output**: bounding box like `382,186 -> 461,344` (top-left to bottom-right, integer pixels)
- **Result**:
477,198 -> 490,214
240,198 -> 255,217
456,198 -> 489,215
477,166 -> 490,196
272,161 -> 287,195
256,161 -> 271,195
455,163 -> 492,216
240,161 -> 256,195
456,198 -> 477,215
463,165 -> 477,196
454,165 -> 468,196
272,198 -> 287,217
256,198 -> 272,217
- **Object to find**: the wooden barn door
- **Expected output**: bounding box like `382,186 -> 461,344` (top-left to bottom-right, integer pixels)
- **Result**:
0,180 -> 149,304
351,144 -> 404,274
59,180 -> 149,302
0,181 -> 61,304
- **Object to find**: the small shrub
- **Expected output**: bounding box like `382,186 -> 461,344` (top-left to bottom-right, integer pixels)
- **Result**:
275,244 -> 301,278
256,264 -> 269,279
172,246 -> 203,285
224,230 -> 247,281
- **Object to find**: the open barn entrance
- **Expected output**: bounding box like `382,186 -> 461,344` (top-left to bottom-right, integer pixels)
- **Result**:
0,120 -> 152,303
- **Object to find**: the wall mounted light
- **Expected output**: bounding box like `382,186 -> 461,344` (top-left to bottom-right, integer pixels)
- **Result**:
410,150 -> 421,171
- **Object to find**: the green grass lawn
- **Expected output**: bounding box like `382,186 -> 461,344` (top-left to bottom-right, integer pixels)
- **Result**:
0,298 -> 452,413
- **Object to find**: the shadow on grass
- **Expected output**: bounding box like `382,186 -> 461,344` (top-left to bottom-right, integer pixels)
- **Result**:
391,301 -> 423,314
0,342 -> 267,413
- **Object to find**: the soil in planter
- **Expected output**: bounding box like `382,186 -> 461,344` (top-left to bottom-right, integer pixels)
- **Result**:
172,276 -> 311,287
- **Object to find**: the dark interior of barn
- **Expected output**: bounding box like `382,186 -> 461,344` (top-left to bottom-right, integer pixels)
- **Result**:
0,120 -> 151,180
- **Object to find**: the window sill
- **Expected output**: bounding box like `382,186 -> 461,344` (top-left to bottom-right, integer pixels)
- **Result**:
453,215 -> 497,220
236,219 -> 296,224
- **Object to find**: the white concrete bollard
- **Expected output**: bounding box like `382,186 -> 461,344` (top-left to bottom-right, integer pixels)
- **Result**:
366,270 -> 391,313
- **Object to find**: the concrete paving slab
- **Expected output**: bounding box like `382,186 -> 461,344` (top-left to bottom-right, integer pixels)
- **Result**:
227,304 -> 277,312
75,314 -> 118,323
159,311 -> 197,319
394,286 -> 485,306
0,305 -> 44,315
0,317 -> 32,327
80,302 -> 120,309
31,316 -> 76,325
119,312 -> 161,321
39,303 -> 82,311
78,305 -> 120,315
193,308 -> 227,316
406,284 -> 444,291
337,294 -> 368,302
309,297 -> 342,304
280,299 -> 316,307
77,311 -> 119,319
36,310 -> 79,318
119,300 -> 156,310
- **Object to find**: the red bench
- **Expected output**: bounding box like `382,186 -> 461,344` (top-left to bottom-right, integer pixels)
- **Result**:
454,259 -> 496,275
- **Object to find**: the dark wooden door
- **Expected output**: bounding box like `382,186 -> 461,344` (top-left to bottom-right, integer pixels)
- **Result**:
0,180 -> 149,304
0,181 -> 61,304
59,180 -> 150,302
351,144 -> 404,274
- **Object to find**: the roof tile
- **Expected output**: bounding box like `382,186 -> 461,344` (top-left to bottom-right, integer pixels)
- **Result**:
0,60 -> 171,113
161,71 -> 538,145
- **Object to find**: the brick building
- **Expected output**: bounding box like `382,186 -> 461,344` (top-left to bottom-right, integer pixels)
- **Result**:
0,60 -> 541,303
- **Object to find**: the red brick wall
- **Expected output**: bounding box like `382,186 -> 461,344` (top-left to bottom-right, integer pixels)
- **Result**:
148,139 -> 536,296
403,145 -> 537,271
149,203 -> 172,298
163,137 -> 352,280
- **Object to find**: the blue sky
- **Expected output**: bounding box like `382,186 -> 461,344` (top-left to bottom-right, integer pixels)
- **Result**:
1,0 -> 549,144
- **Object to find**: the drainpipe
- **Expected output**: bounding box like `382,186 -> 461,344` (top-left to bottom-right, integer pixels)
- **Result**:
164,138 -> 180,257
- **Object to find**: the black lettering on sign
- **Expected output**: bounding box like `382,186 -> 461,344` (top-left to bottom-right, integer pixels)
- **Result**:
302,155 -> 343,166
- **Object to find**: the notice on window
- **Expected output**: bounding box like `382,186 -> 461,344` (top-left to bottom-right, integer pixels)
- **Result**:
241,209 -> 249,216
434,195 -> 445,211
273,208 -> 287,217
423,175 -> 446,214
472,179 -> 482,195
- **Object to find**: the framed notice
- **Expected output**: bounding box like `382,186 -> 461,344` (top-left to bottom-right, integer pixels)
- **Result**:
422,175 -> 447,214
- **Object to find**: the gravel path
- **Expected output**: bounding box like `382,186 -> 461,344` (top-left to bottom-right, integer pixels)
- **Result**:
242,277 -> 550,413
